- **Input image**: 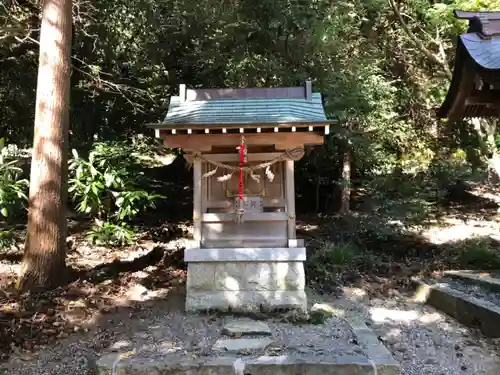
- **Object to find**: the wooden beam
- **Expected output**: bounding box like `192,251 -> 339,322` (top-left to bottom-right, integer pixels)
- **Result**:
201,160 -> 209,214
206,199 -> 286,209
184,152 -> 304,163
179,84 -> 186,102
448,62 -> 477,120
150,120 -> 336,131
185,86 -> 307,101
305,80 -> 312,100
192,157 -> 202,245
202,212 -> 288,222
454,10 -> 500,20
162,132 -> 324,152
285,160 -> 296,239
466,89 -> 500,105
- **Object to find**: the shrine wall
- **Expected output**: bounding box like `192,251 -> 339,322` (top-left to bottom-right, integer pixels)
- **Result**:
200,159 -> 288,248
203,160 -> 285,212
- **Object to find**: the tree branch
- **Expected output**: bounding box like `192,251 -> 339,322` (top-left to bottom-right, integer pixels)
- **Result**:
388,0 -> 452,80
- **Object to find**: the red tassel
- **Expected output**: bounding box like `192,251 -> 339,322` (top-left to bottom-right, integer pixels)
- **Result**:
238,167 -> 244,200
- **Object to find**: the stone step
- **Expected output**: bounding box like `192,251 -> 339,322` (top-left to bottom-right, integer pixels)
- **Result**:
213,337 -> 275,352
222,319 -> 272,337
98,353 -> 387,375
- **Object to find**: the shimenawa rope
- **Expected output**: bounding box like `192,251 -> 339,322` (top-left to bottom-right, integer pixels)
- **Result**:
192,148 -> 304,183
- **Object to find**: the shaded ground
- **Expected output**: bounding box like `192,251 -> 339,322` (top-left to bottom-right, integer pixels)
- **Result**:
302,180 -> 500,294
0,224 -> 190,362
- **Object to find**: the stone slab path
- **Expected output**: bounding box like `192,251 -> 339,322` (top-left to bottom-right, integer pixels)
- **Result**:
97,313 -> 402,375
214,319 -> 275,353
221,319 -> 272,337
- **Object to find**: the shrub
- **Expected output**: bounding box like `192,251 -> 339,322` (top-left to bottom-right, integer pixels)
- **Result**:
0,139 -> 29,219
68,139 -> 165,222
68,138 -> 166,246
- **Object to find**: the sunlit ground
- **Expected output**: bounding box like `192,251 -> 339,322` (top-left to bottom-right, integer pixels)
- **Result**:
420,217 -> 500,245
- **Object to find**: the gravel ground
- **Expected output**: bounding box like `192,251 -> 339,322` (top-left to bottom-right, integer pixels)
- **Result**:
257,316 -> 363,358
345,293 -> 500,375
424,277 -> 500,306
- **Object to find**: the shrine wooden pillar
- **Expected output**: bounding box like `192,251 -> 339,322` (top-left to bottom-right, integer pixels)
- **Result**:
192,156 -> 202,246
285,160 -> 296,239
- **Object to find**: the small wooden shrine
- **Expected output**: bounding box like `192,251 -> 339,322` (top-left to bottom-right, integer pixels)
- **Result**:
148,81 -> 337,312
438,10 -> 500,120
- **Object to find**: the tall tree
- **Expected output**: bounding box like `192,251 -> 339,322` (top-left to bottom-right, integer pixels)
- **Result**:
18,0 -> 73,291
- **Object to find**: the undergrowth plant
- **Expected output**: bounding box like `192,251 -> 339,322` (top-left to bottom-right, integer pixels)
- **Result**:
0,139 -> 29,220
85,220 -> 136,247
306,239 -> 374,291
68,137 -> 165,246
0,139 -> 28,251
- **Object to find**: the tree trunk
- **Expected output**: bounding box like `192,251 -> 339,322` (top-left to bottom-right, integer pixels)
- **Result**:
339,150 -> 351,214
487,152 -> 500,183
470,118 -> 500,181
339,136 -> 352,215
315,174 -> 320,213
338,123 -> 353,214
18,0 -> 72,292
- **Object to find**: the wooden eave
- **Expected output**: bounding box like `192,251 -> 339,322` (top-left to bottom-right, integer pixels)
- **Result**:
146,119 -> 337,134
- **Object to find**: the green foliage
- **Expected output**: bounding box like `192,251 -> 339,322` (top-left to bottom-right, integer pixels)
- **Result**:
68,137 -> 165,222
430,148 -> 476,185
0,139 -> 29,219
2,0 -> 500,226
86,220 -> 136,246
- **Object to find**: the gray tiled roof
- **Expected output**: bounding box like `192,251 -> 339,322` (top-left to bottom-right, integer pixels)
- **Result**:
161,93 -> 329,127
460,33 -> 500,70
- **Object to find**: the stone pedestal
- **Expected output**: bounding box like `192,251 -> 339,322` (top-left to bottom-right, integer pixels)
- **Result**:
184,247 -> 307,312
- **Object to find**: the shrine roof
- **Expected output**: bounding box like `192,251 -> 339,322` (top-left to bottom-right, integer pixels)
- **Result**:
147,83 -> 337,131
438,10 -> 500,120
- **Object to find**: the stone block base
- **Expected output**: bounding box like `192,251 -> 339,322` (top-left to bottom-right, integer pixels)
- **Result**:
186,290 -> 307,312
184,247 -> 307,312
